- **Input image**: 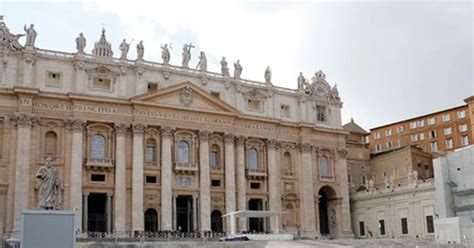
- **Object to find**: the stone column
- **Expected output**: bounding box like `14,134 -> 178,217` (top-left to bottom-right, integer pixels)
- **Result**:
267,139 -> 281,233
11,113 -> 37,234
106,193 -> 112,233
161,127 -> 174,231
114,123 -> 128,235
224,133 -> 236,233
299,143 -> 316,238
83,193 -> 89,232
198,131 -> 211,233
65,118 -> 86,233
132,123 -> 146,232
236,136 -> 247,232
192,196 -> 198,232
337,148 -> 354,238
172,194 -> 177,230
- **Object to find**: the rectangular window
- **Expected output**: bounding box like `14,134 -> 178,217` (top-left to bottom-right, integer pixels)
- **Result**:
461,136 -> 469,146
385,129 -> 392,136
348,175 -> 351,183
431,141 -> 438,152
428,117 -> 436,125
401,218 -> 408,235
375,144 -> 382,153
444,127 -> 452,135
458,111 -> 466,119
280,104 -> 290,118
210,91 -> 220,99
250,182 -> 261,189
247,99 -> 262,112
442,114 -> 451,122
397,126 -> 405,133
210,151 -> 219,169
374,132 -> 381,140
417,120 -> 424,128
379,219 -> 386,235
145,146 -> 155,163
316,106 -> 327,122
426,216 -> 434,233
459,124 -> 468,132
362,175 -> 366,185
410,122 -> 417,129
429,130 -> 437,138
145,176 -> 157,184
91,174 -> 106,182
386,141 -> 393,150
445,138 -> 453,149
46,71 -> 62,87
410,134 -> 418,142
92,77 -> 112,91
359,221 -> 365,236
211,179 -> 221,187
147,82 -> 158,92
419,133 -> 425,140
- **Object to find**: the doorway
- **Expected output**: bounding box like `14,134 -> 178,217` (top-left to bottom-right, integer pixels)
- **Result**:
211,210 -> 223,232
318,186 -> 337,237
88,193 -> 107,232
176,195 -> 193,232
248,198 -> 264,233
144,208 -> 158,232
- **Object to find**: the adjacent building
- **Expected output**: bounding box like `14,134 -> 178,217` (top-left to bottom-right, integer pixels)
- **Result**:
0,20 -> 354,239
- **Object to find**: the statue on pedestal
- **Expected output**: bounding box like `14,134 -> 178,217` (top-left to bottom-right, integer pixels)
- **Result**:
161,43 -> 171,64
36,156 -> 61,210
75,33 -> 86,54
368,179 -> 375,193
297,72 -> 305,91
181,43 -> 194,68
196,51 -> 207,71
136,40 -> 144,61
234,60 -> 242,79
24,23 -> 37,48
264,66 -> 272,84
119,38 -> 130,60
220,57 -> 229,76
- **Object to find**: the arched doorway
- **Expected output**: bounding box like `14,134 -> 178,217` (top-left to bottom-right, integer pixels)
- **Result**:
318,186 -> 337,237
211,210 -> 223,232
144,208 -> 158,232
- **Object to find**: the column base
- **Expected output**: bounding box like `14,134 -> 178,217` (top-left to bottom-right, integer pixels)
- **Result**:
338,231 -> 355,239
299,230 -> 318,239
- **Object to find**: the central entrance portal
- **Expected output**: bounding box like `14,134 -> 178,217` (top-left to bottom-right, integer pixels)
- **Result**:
248,198 -> 264,233
176,195 -> 193,232
88,193 -> 107,232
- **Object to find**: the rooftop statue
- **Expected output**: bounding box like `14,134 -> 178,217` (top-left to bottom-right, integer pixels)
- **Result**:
264,66 -> 272,84
161,43 -> 171,64
36,156 -> 61,210
24,23 -> 37,48
196,51 -> 207,71
181,43 -> 194,68
297,72 -> 306,91
233,60 -> 242,79
220,57 -> 229,76
119,38 -> 130,60
75,32 -> 86,54
0,20 -> 24,51
136,40 -> 144,61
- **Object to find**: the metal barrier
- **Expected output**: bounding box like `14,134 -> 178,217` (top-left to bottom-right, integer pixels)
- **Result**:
77,231 -> 227,242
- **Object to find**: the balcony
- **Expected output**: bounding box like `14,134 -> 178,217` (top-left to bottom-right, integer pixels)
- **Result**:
246,168 -> 267,180
85,157 -> 114,171
174,163 -> 198,175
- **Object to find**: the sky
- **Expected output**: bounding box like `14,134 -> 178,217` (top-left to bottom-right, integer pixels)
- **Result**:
1,0 -> 472,130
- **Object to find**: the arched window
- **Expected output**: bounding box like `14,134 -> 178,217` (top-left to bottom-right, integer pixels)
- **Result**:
283,152 -> 292,173
319,156 -> 330,177
144,208 -> 158,233
210,144 -> 220,169
248,148 -> 258,170
91,134 -> 106,158
177,140 -> 190,164
45,131 -> 58,157
146,139 -> 156,163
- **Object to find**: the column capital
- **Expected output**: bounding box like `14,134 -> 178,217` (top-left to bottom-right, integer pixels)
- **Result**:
65,118 -> 86,131
132,123 -> 146,135
236,135 -> 246,146
337,148 -> 348,159
160,126 -> 174,138
10,112 -> 39,128
224,133 -> 235,144
114,123 -> 130,136
198,130 -> 210,142
297,142 -> 312,153
266,139 -> 279,150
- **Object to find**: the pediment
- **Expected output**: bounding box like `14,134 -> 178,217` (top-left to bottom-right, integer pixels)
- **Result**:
131,82 -> 239,114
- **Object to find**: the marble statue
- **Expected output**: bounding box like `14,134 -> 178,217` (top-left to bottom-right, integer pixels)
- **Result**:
264,66 -> 272,84
383,175 -> 390,189
0,21 -> 24,51
136,40 -> 144,61
196,51 -> 207,71
36,157 -> 61,210
407,170 -> 413,184
75,33 -> 86,54
234,60 -> 242,79
181,43 -> 194,68
389,176 -> 395,190
161,43 -> 171,64
297,72 -> 305,91
24,23 -> 37,48
119,39 -> 130,60
331,84 -> 340,100
368,179 -> 375,192
413,170 -> 418,181
220,57 -> 229,76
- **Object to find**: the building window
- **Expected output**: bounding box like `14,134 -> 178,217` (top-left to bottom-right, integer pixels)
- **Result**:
316,106 -> 327,122
147,82 -> 158,92
282,152 -> 293,174
92,77 -> 112,91
91,134 -> 106,158
445,139 -> 453,149
459,124 -> 468,132
442,114 -> 451,122
431,141 -> 438,152
461,136 -> 469,146
280,104 -> 290,118
379,219 -> 386,235
348,175 -> 351,183
210,145 -> 220,169
419,133 -> 425,140
401,218 -> 408,235
145,176 -> 157,184
45,131 -> 58,157
375,144 -> 382,153
428,117 -> 436,125
211,179 -> 221,187
385,129 -> 392,136
444,127 -> 452,135
397,126 -> 405,133
247,99 -> 261,112
91,174 -> 106,182
410,134 -> 418,142
319,156 -> 330,178
46,71 -> 61,87
177,140 -> 190,164
426,215 -> 434,233
361,175 -> 366,185
374,132 -> 381,140
458,111 -> 466,119
248,148 -> 258,170
210,91 -> 220,99
145,139 -> 156,163
410,122 -> 417,129
386,141 -> 393,150
429,130 -> 437,138
417,120 -> 424,128
250,182 -> 261,189
359,221 -> 365,236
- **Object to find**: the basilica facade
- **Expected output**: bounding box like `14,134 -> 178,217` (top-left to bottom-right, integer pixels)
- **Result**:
0,20 -> 352,239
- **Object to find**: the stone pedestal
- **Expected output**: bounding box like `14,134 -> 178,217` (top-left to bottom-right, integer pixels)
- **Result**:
21,210 -> 75,248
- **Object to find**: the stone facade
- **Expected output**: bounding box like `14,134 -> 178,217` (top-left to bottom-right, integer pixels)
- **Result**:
0,20 -> 352,239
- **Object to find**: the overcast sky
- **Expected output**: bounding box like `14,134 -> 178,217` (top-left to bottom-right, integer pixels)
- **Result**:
2,0 -> 472,130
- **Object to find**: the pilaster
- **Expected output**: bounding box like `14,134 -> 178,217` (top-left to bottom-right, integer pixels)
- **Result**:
236,135 -> 247,232
298,142 -> 316,238
198,130 -> 211,232
114,123 -> 129,235
132,123 -> 145,232
161,126 -> 173,230
224,133 -> 236,233
267,139 -> 281,233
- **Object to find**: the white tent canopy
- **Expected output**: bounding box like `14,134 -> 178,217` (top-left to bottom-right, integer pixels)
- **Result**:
222,210 -> 286,236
